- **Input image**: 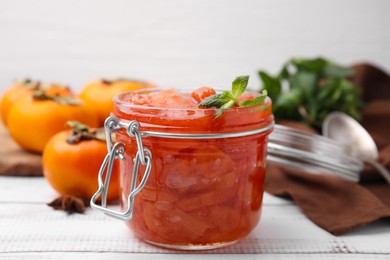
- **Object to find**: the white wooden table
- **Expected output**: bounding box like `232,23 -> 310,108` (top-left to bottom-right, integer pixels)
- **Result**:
1,176 -> 389,260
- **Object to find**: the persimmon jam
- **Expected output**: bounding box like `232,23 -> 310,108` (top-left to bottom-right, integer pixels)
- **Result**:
113,88 -> 273,250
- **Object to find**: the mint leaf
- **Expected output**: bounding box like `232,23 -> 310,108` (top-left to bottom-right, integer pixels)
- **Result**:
259,71 -> 280,102
220,90 -> 234,101
198,94 -> 227,108
232,75 -> 249,99
239,95 -> 266,107
239,90 -> 268,107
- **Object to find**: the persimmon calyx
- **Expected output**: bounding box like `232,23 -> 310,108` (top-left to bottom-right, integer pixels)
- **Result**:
16,79 -> 69,91
32,89 -> 81,106
101,78 -> 150,86
66,121 -> 106,144
16,78 -> 41,89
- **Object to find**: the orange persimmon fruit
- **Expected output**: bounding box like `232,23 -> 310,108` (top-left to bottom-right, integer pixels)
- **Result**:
7,90 -> 98,153
43,122 -> 119,201
0,79 -> 73,127
79,78 -> 155,126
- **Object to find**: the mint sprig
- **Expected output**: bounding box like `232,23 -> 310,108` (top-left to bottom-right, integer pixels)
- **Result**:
198,75 -> 267,115
258,57 -> 362,129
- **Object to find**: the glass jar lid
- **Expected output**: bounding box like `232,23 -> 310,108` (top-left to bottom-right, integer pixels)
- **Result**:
267,124 -> 363,182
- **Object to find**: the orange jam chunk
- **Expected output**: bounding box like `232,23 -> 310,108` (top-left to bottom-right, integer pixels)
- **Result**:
114,88 -> 273,249
128,88 -> 195,108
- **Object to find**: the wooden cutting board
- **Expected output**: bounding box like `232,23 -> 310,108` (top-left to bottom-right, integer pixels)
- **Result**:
0,125 -> 43,176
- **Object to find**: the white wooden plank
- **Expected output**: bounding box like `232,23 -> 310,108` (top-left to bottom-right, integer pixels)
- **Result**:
1,176 -> 390,256
0,176 -> 58,203
0,176 -> 292,206
1,202 -> 390,254
1,252 -> 390,260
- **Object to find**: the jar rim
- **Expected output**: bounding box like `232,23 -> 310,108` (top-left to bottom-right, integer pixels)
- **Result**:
113,88 -> 272,113
113,88 -> 274,134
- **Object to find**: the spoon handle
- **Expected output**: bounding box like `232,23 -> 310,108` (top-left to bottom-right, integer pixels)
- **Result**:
366,159 -> 390,184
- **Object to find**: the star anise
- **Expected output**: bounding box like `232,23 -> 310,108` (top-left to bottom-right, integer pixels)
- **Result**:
47,195 -> 90,214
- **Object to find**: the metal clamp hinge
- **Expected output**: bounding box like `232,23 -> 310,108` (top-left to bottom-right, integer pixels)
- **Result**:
90,116 -> 152,221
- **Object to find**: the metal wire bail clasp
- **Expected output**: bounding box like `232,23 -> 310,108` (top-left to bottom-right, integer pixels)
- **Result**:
90,116 -> 152,221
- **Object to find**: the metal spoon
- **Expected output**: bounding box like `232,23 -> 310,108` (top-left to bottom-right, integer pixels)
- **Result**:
322,112 -> 390,184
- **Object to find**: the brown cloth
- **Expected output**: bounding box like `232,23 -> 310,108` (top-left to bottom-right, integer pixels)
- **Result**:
265,63 -> 390,235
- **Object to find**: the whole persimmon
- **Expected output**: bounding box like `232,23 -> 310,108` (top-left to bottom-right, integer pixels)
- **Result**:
43,122 -> 119,201
0,79 -> 72,127
80,78 -> 155,126
8,90 -> 98,153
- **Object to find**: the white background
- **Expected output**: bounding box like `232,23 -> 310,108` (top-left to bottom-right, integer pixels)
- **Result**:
0,0 -> 389,92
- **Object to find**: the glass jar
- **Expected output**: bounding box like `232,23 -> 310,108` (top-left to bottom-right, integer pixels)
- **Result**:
91,89 -> 274,250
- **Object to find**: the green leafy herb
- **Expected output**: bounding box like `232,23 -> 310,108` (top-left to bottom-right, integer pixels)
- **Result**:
198,75 -> 268,116
232,75 -> 249,98
197,94 -> 227,108
240,90 -> 267,107
258,57 -> 363,129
